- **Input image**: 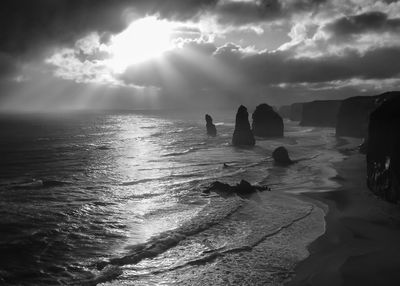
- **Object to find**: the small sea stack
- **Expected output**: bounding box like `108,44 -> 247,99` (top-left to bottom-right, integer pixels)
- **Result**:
252,103 -> 284,138
205,114 -> 217,137
366,92 -> 400,203
232,105 -> 255,146
272,146 -> 293,166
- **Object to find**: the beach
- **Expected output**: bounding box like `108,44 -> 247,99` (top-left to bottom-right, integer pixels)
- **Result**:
289,150 -> 400,286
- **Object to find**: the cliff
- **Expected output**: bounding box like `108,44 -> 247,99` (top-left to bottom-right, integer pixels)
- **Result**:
335,96 -> 377,138
278,105 -> 291,119
300,100 -> 341,127
366,91 -> 400,203
290,103 -> 303,121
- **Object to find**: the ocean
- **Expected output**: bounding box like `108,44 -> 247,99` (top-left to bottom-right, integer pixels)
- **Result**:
0,110 -> 345,285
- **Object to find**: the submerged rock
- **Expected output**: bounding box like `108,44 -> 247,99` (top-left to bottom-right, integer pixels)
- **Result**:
300,100 -> 342,127
252,103 -> 284,138
205,114 -> 217,137
203,180 -> 270,197
232,105 -> 255,146
366,92 -> 400,203
236,180 -> 254,195
335,96 -> 377,138
272,147 -> 293,166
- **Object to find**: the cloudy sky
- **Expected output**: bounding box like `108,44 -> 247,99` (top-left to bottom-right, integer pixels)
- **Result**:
1,0 -> 400,112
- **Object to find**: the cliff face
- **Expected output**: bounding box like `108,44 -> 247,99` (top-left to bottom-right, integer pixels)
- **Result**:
278,105 -> 291,119
232,105 -> 255,146
366,92 -> 400,203
300,100 -> 342,127
252,103 -> 284,138
290,103 -> 303,121
335,96 -> 377,138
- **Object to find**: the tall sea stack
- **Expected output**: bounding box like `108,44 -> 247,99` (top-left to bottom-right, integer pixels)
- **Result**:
205,114 -> 217,137
252,103 -> 284,137
232,105 -> 255,146
366,92 -> 400,203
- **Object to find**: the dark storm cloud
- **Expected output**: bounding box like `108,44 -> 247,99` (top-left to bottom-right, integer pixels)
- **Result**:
0,0 -> 219,58
0,52 -> 18,79
120,42 -> 400,88
325,11 -> 400,39
215,0 -> 327,25
1,0 -> 126,57
0,0 -> 221,83
239,46 -> 400,84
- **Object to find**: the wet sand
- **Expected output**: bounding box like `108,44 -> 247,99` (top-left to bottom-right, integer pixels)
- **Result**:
288,153 -> 400,286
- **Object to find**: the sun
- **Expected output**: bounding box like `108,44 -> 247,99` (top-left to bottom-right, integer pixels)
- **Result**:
107,17 -> 175,73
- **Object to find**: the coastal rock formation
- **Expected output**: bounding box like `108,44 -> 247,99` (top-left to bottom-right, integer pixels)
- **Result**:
367,92 -> 400,203
278,105 -> 291,119
335,96 -> 377,138
205,114 -> 217,137
300,100 -> 342,127
203,180 -> 270,197
272,146 -> 293,166
232,105 -> 255,146
290,103 -> 303,121
252,103 -> 284,138
359,138 -> 368,154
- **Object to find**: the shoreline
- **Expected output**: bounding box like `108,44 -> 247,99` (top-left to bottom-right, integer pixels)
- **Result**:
287,151 -> 400,286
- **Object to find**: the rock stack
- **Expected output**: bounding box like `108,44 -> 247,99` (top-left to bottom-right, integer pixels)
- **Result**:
252,103 -> 284,138
272,146 -> 293,166
205,114 -> 217,137
232,105 -> 255,146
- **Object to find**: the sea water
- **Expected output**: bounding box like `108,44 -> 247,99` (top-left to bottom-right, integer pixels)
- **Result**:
0,110 -> 344,285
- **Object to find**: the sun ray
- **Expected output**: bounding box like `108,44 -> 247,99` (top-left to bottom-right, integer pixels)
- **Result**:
106,17 -> 175,73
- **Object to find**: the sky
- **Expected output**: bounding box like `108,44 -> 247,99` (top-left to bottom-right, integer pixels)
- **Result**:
1,0 -> 400,112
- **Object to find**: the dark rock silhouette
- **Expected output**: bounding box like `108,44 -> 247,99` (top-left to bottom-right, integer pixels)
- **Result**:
252,103 -> 284,138
366,91 -> 400,203
290,103 -> 303,121
359,138 -> 368,154
336,96 -> 377,138
236,179 -> 254,194
205,114 -> 217,137
272,146 -> 294,166
300,100 -> 341,127
232,105 -> 255,146
203,180 -> 270,197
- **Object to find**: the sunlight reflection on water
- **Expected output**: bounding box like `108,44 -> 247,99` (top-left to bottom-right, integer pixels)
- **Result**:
0,111 -> 350,285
